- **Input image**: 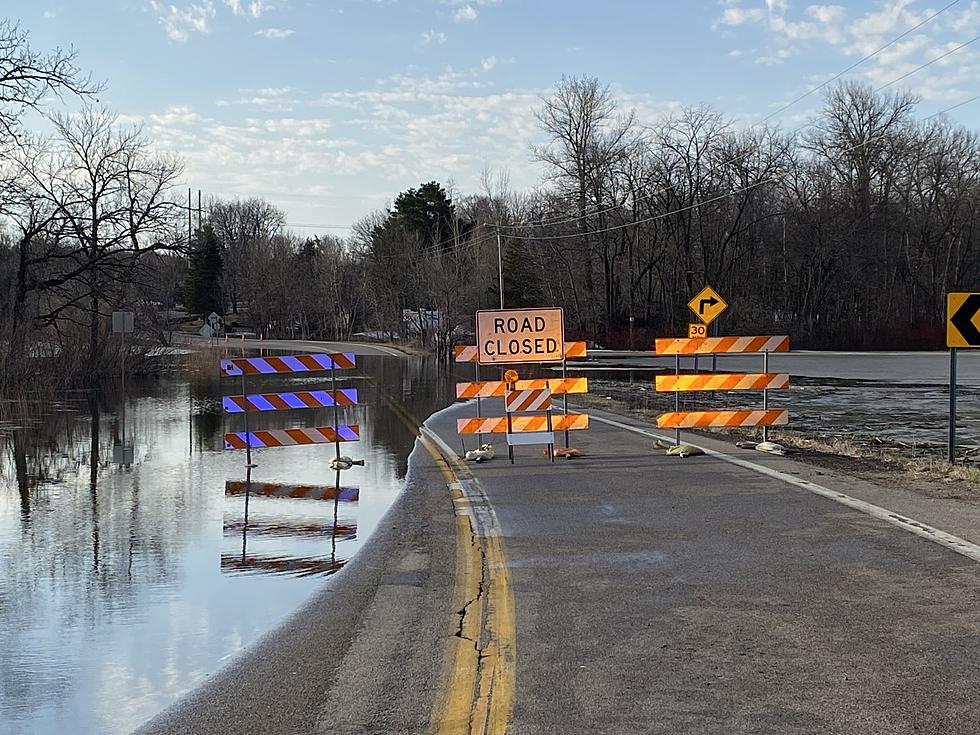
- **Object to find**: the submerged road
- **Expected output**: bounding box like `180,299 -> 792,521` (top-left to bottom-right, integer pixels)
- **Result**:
578,349 -> 980,386
139,374 -> 980,734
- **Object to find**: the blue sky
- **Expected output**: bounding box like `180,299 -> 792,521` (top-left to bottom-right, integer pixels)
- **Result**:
8,0 -> 980,234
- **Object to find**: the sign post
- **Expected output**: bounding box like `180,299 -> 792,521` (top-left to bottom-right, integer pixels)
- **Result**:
950,347 -> 957,463
946,292 -> 980,463
112,311 -> 134,466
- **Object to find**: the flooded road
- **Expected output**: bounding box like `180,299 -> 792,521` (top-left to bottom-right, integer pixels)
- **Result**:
573,366 -> 980,451
0,351 -> 453,735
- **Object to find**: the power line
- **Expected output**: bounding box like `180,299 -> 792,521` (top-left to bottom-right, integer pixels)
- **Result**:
937,92 -> 980,115
490,93 -> 980,245
877,33 -> 980,91
494,1 -> 968,234
760,0 -> 964,124
282,9 -> 977,258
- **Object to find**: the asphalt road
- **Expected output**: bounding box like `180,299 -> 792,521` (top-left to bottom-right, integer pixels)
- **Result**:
427,402 -> 980,734
580,349 -> 980,386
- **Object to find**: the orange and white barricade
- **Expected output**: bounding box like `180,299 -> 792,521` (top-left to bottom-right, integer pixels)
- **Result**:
655,334 -> 791,445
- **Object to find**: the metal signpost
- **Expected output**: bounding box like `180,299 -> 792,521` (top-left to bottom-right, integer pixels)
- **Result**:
112,311 -> 135,467
946,292 -> 980,463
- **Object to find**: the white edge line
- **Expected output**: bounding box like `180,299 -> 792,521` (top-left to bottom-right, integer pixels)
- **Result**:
422,427 -> 502,538
588,413 -> 980,564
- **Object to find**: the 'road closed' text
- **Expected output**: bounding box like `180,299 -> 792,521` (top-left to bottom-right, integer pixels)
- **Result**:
475,308 -> 565,365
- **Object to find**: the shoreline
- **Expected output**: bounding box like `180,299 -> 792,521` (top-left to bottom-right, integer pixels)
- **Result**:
135,425 -> 458,734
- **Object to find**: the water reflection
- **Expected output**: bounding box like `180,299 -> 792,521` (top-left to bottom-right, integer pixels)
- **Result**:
222,468 -> 358,579
0,352 -> 453,735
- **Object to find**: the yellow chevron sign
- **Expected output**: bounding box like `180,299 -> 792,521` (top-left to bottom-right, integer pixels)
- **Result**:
948,292 -> 980,348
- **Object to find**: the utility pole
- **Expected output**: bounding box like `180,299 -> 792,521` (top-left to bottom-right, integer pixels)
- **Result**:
496,231 -> 504,309
187,188 -> 192,249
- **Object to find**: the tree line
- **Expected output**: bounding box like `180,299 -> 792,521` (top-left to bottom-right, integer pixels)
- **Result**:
340,75 -> 980,353
3,18 -> 978,395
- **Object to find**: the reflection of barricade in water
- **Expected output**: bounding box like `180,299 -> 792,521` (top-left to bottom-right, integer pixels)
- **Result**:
223,519 -> 357,540
220,554 -> 348,578
223,467 -> 360,579
224,480 -> 359,502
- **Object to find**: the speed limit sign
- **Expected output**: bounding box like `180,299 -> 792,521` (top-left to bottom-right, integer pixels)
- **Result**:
688,323 -> 708,338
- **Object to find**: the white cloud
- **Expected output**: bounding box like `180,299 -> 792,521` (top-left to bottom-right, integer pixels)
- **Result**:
249,0 -> 271,18
422,30 -> 448,45
480,56 -> 497,71
755,47 -> 797,65
718,6 -> 765,26
223,0 -> 276,19
806,4 -> 846,25
216,86 -> 302,110
128,70 -> 688,233
255,27 -> 294,38
454,5 -> 478,22
42,10 -> 57,19
149,1 -> 216,43
713,0 -> 980,105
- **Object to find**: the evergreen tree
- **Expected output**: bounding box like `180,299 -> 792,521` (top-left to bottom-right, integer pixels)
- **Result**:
185,224 -> 224,315
391,181 -> 473,251
501,239 -> 544,308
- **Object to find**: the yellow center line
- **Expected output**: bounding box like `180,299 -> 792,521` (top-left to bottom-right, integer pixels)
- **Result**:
371,384 -> 515,735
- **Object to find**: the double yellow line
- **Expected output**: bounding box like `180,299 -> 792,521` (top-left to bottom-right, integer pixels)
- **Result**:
376,388 -> 515,734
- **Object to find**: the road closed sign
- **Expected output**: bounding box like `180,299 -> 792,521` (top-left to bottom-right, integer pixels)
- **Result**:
476,308 -> 565,365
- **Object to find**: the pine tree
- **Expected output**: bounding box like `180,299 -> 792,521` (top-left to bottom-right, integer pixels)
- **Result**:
185,224 -> 224,315
501,239 -> 544,308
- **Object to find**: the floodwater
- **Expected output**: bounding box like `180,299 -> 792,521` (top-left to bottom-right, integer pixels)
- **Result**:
576,366 -> 980,451
0,352 -> 453,735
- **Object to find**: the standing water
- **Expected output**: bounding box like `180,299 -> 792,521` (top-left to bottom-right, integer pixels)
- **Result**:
0,352 -> 453,735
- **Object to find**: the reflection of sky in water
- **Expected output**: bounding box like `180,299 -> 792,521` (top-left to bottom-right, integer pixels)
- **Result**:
0,355 -> 452,735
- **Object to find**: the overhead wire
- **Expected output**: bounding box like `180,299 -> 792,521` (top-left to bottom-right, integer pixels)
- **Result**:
492,92 -> 980,245
492,0 -> 969,234
488,43 -> 980,243
279,2 -> 977,256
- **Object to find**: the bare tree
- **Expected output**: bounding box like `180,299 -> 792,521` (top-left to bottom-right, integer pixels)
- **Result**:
14,107 -> 182,379
208,197 -> 286,314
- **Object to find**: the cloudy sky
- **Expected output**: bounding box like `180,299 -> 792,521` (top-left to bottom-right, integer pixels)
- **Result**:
8,0 -> 980,235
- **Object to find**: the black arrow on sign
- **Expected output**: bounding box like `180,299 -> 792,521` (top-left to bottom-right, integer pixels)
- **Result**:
699,297 -> 719,315
952,294 -> 980,346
